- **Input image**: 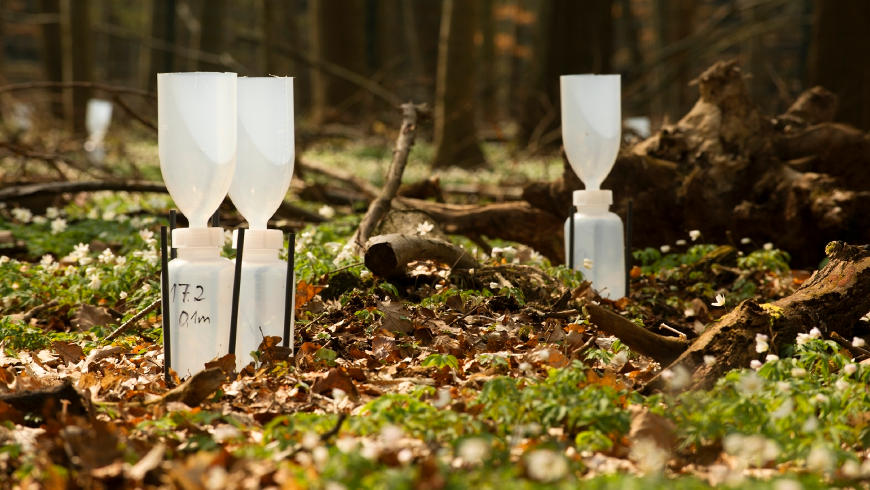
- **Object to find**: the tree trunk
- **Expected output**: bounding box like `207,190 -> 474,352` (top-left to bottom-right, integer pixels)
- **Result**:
40,0 -> 64,118
261,0 -> 284,75
309,0 -> 367,125
104,1 -> 136,85
518,0 -> 613,149
197,0 -> 227,71
147,0 -> 176,91
479,0 -> 497,120
651,0 -> 696,125
69,0 -> 94,134
431,0 -> 486,169
808,0 -> 870,130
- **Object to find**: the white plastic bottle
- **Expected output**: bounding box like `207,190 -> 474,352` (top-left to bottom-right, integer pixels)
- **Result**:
167,228 -> 234,378
158,72 -> 237,378
232,229 -> 292,369
564,190 -> 625,299
229,77 -> 295,369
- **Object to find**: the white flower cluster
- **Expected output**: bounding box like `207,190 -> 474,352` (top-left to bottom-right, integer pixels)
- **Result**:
796,327 -> 822,345
65,243 -> 92,265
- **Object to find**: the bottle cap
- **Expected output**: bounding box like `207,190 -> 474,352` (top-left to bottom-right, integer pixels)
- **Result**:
233,228 -> 283,250
573,189 -> 613,207
172,227 -> 224,248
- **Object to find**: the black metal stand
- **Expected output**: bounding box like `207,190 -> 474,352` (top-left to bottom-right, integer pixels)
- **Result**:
625,199 -> 633,297
568,206 -> 576,269
160,226 -> 172,383
228,228 -> 245,355
168,209 -> 177,259
283,232 -> 296,349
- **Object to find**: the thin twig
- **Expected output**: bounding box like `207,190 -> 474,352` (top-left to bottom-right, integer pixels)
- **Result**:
0,81 -> 154,99
350,103 -> 425,252
104,299 -> 161,342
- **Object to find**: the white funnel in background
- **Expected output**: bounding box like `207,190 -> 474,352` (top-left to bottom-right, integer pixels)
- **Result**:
229,77 -> 295,231
85,99 -> 113,153
560,75 -> 621,191
158,72 -> 237,229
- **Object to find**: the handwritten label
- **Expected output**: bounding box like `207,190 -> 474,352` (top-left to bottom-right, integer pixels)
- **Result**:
171,282 -> 210,328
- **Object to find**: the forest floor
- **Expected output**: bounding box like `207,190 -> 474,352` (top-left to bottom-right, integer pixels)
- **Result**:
1,136 -> 869,489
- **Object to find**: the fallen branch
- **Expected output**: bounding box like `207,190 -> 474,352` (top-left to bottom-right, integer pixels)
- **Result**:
296,158 -> 379,200
364,233 -> 478,278
0,180 -> 166,201
350,103 -> 424,252
0,180 -> 323,223
103,299 -> 160,342
586,304 -> 689,365
0,80 -> 154,99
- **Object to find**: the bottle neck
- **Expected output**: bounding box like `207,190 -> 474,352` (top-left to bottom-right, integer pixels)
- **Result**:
176,246 -> 221,259
239,248 -> 280,261
574,203 -> 611,214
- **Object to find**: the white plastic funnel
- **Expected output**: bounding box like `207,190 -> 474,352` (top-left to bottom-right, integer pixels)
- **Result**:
229,77 -> 294,230
560,75 -> 621,191
86,99 -> 112,139
158,72 -> 237,229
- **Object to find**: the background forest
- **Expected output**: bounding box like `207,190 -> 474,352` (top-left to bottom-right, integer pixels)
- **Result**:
2,0 -> 869,159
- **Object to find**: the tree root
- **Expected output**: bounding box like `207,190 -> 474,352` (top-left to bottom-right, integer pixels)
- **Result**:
643,241 -> 870,391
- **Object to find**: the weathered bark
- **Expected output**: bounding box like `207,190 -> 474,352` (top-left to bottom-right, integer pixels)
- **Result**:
365,234 -> 478,279
431,0 -> 486,169
646,241 -> 870,391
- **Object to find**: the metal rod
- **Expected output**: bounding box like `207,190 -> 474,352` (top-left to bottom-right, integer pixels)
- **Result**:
625,199 -> 633,297
228,228 -> 245,356
168,209 -> 177,260
568,205 -> 575,270
283,232 -> 296,349
160,226 -> 172,384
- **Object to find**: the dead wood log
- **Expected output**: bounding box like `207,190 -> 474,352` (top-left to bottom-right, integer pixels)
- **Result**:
645,241 -> 870,391
364,233 -> 478,278
396,197 -> 565,262
350,103 -> 424,252
0,381 -> 88,424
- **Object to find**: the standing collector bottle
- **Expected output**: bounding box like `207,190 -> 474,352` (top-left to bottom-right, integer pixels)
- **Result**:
564,190 -> 625,299
560,74 -> 626,299
158,72 -> 238,378
229,77 -> 295,370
